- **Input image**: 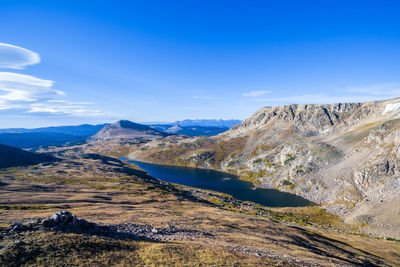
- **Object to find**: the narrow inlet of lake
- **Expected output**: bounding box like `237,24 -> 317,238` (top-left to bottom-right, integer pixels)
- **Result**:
128,160 -> 314,207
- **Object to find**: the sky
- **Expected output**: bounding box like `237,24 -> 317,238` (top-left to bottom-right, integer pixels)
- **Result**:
0,0 -> 400,128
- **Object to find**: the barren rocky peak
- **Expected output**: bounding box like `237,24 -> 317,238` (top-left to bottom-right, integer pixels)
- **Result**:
91,120 -> 167,140
111,120 -> 155,131
226,98 -> 400,137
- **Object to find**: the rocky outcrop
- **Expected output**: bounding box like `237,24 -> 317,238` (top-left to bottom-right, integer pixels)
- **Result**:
6,211 -> 212,242
41,211 -> 97,232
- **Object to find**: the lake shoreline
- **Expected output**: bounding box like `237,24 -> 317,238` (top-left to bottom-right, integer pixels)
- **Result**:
126,158 -> 314,208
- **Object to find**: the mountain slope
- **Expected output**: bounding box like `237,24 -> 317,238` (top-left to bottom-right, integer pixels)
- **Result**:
130,97 -> 400,238
174,119 -> 241,128
144,119 -> 241,128
91,120 -> 168,141
0,132 -> 87,150
0,144 -> 56,168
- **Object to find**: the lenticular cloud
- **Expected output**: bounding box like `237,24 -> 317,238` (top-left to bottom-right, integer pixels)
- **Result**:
0,43 -> 40,69
0,72 -> 62,109
0,43 -> 114,118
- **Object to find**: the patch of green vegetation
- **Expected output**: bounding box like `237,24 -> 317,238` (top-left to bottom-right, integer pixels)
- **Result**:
239,175 -> 261,185
284,154 -> 296,165
272,207 -> 346,229
253,158 -> 263,165
264,159 -> 276,168
250,144 -> 272,157
209,197 -> 225,205
281,179 -> 293,186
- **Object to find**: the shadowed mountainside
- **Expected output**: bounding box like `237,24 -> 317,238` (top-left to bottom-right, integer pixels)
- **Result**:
0,124 -> 107,150
0,144 -> 57,168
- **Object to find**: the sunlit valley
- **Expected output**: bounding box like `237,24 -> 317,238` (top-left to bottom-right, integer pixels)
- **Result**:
1,1 -> 400,266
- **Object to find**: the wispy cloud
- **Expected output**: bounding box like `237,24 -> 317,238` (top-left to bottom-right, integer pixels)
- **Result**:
255,94 -> 380,104
26,102 -> 115,117
0,43 -> 40,69
0,72 -> 63,109
242,90 -> 272,97
343,82 -> 400,97
0,43 -> 119,119
254,83 -> 400,105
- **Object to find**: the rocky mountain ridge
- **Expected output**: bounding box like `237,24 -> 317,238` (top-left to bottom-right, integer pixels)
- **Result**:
130,97 -> 400,238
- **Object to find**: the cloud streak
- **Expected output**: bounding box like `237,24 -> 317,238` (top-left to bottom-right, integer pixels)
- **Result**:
0,72 -> 63,109
243,90 -> 272,97
0,43 -> 119,119
0,72 -> 119,117
27,102 -> 112,117
343,82 -> 400,97
254,94 -> 380,104
254,83 -> 400,105
0,43 -> 40,69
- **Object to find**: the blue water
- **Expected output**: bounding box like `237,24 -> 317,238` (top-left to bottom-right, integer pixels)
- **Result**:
128,160 -> 314,207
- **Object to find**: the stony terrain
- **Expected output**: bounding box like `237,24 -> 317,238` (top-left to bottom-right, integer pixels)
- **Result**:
5,210 -> 212,242
1,150 -> 399,266
128,98 -> 400,239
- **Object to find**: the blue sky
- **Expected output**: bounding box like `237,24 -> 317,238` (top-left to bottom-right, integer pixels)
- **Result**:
0,0 -> 400,128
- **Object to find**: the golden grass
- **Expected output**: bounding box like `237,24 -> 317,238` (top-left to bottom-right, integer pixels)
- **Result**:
0,231 -> 262,267
1,154 -> 399,266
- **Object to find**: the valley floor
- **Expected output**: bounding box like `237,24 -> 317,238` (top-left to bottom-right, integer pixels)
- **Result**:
0,152 -> 399,266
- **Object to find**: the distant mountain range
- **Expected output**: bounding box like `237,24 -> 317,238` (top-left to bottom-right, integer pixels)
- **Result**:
0,119 -> 241,149
145,119 -> 241,136
149,124 -> 230,136
0,124 -> 108,135
143,119 -> 242,128
0,124 -> 107,150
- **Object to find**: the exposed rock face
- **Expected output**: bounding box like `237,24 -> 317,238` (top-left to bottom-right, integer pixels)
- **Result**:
91,120 -> 168,141
0,144 -> 56,168
41,211 -> 97,232
226,102 -> 378,138
132,98 -> 400,238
